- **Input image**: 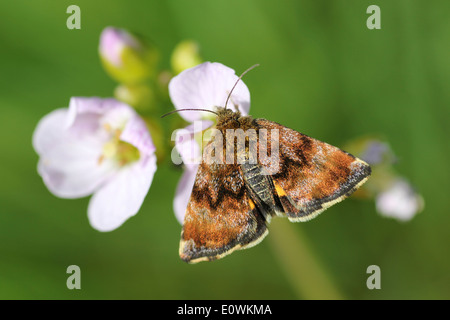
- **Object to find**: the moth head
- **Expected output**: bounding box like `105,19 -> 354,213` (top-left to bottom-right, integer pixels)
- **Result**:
215,107 -> 245,130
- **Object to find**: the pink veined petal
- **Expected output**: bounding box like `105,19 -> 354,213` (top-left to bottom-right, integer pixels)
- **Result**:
33,108 -> 116,199
88,154 -> 157,232
183,120 -> 214,134
67,97 -> 133,130
120,114 -> 156,155
99,27 -> 139,67
175,134 -> 200,171
173,166 -> 198,224
173,120 -> 212,170
33,108 -> 67,155
168,62 -> 251,122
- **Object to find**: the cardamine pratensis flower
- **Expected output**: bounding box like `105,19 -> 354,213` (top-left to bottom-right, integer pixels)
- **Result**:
345,137 -> 424,221
33,97 -> 157,231
99,27 -> 159,84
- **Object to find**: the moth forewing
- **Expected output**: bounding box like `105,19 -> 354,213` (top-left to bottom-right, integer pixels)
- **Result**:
178,108 -> 371,263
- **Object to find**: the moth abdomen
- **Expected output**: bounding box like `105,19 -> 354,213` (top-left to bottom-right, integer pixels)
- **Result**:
241,162 -> 279,220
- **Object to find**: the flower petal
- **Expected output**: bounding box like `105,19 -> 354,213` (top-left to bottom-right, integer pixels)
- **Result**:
376,179 -> 424,221
88,154 -> 157,232
120,113 -> 156,156
168,62 -> 250,122
99,27 -> 139,67
67,97 -> 133,131
33,108 -> 67,155
173,120 -> 212,170
33,108 -> 116,198
173,166 -> 198,224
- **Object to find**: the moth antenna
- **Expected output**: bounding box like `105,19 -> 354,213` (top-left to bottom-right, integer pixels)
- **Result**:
224,64 -> 260,111
161,108 -> 219,118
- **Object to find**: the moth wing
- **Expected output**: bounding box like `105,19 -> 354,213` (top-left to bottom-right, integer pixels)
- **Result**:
179,143 -> 268,263
256,119 -> 371,222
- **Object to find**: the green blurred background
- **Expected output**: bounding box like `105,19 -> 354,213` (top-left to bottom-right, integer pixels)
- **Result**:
0,0 -> 449,299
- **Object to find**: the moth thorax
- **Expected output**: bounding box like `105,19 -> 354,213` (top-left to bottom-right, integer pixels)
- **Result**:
224,128 -> 258,165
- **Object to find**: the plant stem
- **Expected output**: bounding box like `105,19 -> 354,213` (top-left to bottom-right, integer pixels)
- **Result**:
268,219 -> 345,300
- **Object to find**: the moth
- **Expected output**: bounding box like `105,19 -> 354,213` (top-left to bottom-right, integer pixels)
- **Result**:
169,66 -> 371,264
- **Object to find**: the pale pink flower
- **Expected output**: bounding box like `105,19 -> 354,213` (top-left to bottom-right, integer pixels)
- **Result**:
357,138 -> 424,221
168,62 -> 251,223
376,178 -> 424,221
33,97 -> 157,231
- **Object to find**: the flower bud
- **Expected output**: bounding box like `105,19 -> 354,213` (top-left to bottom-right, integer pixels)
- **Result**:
99,27 -> 159,84
170,40 -> 202,74
344,136 -> 396,167
114,83 -> 155,112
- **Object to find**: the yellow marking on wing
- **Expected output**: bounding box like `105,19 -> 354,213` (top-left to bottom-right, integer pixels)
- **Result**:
274,181 -> 287,197
248,198 -> 256,210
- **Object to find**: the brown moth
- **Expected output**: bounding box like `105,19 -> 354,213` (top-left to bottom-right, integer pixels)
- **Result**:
166,64 -> 371,263
178,106 -> 371,263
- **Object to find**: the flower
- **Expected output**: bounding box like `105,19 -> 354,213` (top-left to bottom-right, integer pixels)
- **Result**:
99,27 -> 159,84
33,97 -> 157,231
344,136 -> 424,221
375,178 -> 424,221
168,62 -> 251,223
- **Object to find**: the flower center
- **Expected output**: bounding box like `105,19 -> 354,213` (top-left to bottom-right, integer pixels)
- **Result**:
98,126 -> 140,166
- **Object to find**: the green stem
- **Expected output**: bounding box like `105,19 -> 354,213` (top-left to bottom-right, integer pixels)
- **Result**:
268,219 -> 345,300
